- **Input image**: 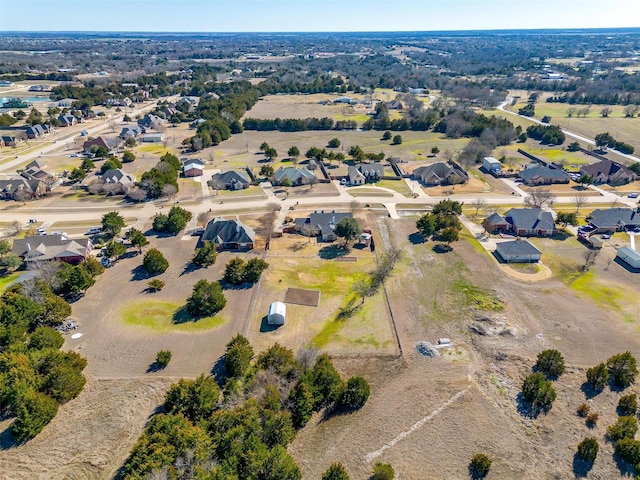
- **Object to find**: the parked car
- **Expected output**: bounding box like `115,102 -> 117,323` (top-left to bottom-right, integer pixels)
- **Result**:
600,234 -> 611,239
191,228 -> 205,236
37,228 -> 46,235
628,192 -> 638,198
85,227 -> 102,235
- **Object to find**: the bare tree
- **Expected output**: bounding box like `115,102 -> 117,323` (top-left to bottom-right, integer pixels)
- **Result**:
196,212 -> 212,226
127,187 -> 147,202
308,176 -> 318,190
13,189 -> 32,204
300,224 -> 316,243
349,200 -> 363,216
162,184 -> 177,199
600,107 -> 612,118
582,249 -> 600,272
297,345 -> 318,370
352,279 -> 373,305
623,105 -> 640,118
566,107 -> 576,117
573,192 -> 588,213
9,221 -> 22,237
472,197 -> 487,217
525,188 -> 555,209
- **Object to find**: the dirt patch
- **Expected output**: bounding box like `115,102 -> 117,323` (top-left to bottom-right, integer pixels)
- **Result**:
284,287 -> 321,307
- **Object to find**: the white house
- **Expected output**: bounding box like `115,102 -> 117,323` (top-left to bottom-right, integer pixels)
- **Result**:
616,246 -> 640,269
482,157 -> 502,172
267,301 -> 286,326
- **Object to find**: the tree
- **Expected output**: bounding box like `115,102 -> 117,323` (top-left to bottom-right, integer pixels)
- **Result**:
595,132 -> 614,149
535,349 -> 565,378
126,228 -> 149,254
555,212 -> 578,228
371,463 -> 395,480
607,416 -> 638,441
155,350 -> 172,369
586,363 -> 609,390
164,375 -> 220,423
68,167 -> 86,181
381,131 -> 392,141
0,253 -> 21,271
260,165 -> 274,177
470,453 -> 492,477
101,211 -> 125,237
573,192 -> 588,213
186,279 -> 226,318
147,279 -> 165,292
224,334 -> 253,378
615,438 -> 640,467
525,189 -> 555,209
327,138 -> 340,148
192,241 -> 218,267
311,354 -> 343,408
243,258 -> 269,283
143,248 -> 169,275
29,326 -> 64,350
122,151 -> 136,163
334,217 -> 361,245
11,389 -> 59,442
391,135 -> 402,145
288,146 -> 300,158
416,213 -> 436,238
619,394 -> 638,416
438,227 -> 459,247
103,240 -> 126,261
577,174 -> 594,188
289,380 -> 314,428
339,376 -> 370,409
567,141 -> 580,152
224,258 -> 247,285
431,146 -> 440,156
522,373 -> 557,410
322,463 -> 350,480
607,351 -> 638,388
577,438 -> 598,462
63,265 -> 94,294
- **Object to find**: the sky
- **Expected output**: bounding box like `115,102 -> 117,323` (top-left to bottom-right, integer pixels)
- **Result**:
1,0 -> 639,33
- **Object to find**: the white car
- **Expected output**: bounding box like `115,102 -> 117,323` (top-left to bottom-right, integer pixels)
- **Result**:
37,228 -> 46,235
85,227 -> 102,235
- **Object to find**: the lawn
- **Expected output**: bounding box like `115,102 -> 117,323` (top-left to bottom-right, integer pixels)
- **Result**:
121,299 -> 227,333
375,179 -> 411,196
0,272 -> 22,292
348,187 -> 394,197
137,144 -> 177,156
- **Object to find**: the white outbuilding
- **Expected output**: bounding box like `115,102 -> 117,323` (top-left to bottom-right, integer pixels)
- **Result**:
616,246 -> 640,269
267,301 -> 286,326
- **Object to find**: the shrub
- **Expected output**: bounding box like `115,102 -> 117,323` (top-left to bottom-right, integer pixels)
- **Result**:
223,258 -> 246,285
322,463 -> 350,480
192,241 -> 218,267
224,334 -> 254,379
607,352 -> 638,388
11,390 -> 59,442
577,437 -> 598,462
289,380 -> 314,428
577,403 -> 590,417
243,258 -> 269,283
535,350 -> 565,377
143,249 -> 169,275
186,279 -> 226,318
522,373 -> 557,410
470,453 -> 492,477
147,279 -> 165,292
607,415 -> 638,441
619,393 -> 638,416
391,135 -> 402,145
155,350 -> 172,369
122,151 -> 136,163
339,376 -> 370,409
615,438 -> 640,467
586,362 -> 609,390
586,412 -> 599,427
371,463 -> 395,480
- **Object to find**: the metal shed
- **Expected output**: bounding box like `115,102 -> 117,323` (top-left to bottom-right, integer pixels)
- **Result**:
267,301 -> 286,326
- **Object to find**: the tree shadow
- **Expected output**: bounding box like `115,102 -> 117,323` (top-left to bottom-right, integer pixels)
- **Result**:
180,262 -> 199,276
172,305 -> 199,324
613,452 -> 637,477
0,421 -> 19,450
580,382 -> 603,400
572,452 -> 594,478
260,315 -> 282,333
432,244 -> 453,254
210,355 -> 227,384
408,232 -> 426,245
220,280 -> 253,291
146,361 -> 166,373
318,244 -> 350,259
551,230 -> 573,241
468,465 -> 489,480
130,264 -> 151,281
516,392 -> 546,419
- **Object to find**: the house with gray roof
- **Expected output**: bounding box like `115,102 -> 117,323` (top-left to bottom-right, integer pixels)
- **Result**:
484,208 -> 556,236
182,158 -> 206,178
347,166 -> 366,185
12,234 -> 93,264
201,217 -> 255,250
412,162 -> 468,186
58,114 -> 76,127
293,211 -> 353,242
25,124 -> 47,139
273,167 -> 316,186
587,208 -> 640,233
518,165 -> 570,185
101,168 -> 136,188
495,239 -> 542,263
0,177 -> 47,200
137,114 -> 163,129
82,136 -> 119,154
119,126 -> 144,139
209,170 -> 250,190
580,160 -> 636,185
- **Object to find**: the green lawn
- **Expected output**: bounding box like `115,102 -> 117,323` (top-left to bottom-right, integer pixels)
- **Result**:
121,299 -> 227,332
376,179 -> 412,196
0,272 -> 22,292
348,187 -> 394,197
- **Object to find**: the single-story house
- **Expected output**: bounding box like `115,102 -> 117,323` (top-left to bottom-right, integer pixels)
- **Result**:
587,208 -> 640,233
267,301 -> 286,326
482,157 -> 502,172
580,160 -> 636,185
209,170 -> 250,190
518,165 -> 570,185
137,114 -> 163,129
182,158 -> 206,177
58,114 -> 77,127
616,246 -> 640,269
201,217 -> 255,250
412,162 -> 468,186
119,126 -> 144,139
273,167 -> 316,186
484,208 -> 556,236
1,136 -> 20,147
0,177 -> 47,200
495,239 -> 542,263
141,133 -> 165,143
347,165 -> 366,185
25,124 -> 47,139
12,234 -> 93,264
293,211 -> 353,242
82,136 -> 119,154
101,168 -> 136,188
358,163 -> 384,182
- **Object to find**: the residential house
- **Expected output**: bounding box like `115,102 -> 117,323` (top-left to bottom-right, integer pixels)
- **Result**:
137,114 -> 163,130
495,239 -> 542,263
12,234 -> 92,264
201,217 -> 255,250
0,177 -> 47,200
119,126 -> 144,140
412,162 -> 467,186
483,208 -> 556,236
104,97 -> 131,107
482,156 -> 502,172
587,208 -> 640,233
182,158 -> 206,177
57,98 -> 75,107
580,160 -> 636,185
358,163 -> 384,182
141,133 -> 165,143
82,136 -> 119,154
25,124 -> 46,139
293,211 -> 353,242
209,170 -> 250,190
1,136 -> 20,147
518,165 -> 570,185
20,161 -> 59,190
101,168 -> 136,189
616,247 -> 640,269
273,167 -> 316,186
347,166 -> 366,185
58,114 -> 77,127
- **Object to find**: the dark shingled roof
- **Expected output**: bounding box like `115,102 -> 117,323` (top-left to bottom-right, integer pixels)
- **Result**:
495,239 -> 541,256
518,165 -> 570,183
504,208 -> 555,231
589,208 -> 639,229
201,217 -> 255,245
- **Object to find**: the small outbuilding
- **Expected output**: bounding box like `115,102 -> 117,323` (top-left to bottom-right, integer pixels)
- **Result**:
495,239 -> 542,263
267,301 -> 286,326
616,247 -> 640,269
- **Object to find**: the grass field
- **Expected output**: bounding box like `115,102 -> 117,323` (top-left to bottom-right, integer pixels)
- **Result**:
121,299 -> 227,333
375,179 -> 412,196
0,272 -> 21,292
